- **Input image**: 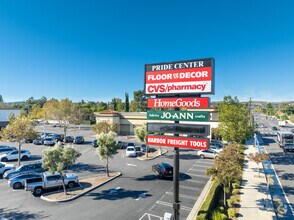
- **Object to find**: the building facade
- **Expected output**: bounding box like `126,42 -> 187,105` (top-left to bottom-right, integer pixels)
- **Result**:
0,109 -> 21,128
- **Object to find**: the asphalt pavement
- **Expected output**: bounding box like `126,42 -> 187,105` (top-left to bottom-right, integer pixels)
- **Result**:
0,124 -> 213,220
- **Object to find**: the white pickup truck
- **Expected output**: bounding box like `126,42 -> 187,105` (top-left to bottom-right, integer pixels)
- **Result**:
25,172 -> 79,196
278,120 -> 286,127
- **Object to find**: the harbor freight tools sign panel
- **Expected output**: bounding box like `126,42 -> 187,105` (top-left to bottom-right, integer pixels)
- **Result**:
147,110 -> 209,122
147,135 -> 209,150
145,58 -> 214,95
147,123 -> 210,136
147,97 -> 210,108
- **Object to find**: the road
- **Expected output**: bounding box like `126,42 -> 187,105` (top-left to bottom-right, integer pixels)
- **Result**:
0,124 -> 213,220
256,115 -> 294,213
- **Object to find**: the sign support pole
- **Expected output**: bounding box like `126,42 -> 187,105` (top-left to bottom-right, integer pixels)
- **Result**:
173,107 -> 180,220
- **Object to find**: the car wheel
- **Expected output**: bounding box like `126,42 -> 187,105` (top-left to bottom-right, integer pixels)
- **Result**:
22,155 -> 29,160
1,157 -> 8,162
200,155 -> 205,159
68,181 -> 76,188
33,187 -> 44,197
13,182 -> 22,189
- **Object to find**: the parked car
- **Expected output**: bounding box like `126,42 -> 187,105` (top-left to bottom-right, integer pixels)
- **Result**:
0,150 -> 31,162
65,136 -> 74,143
43,138 -> 56,146
25,172 -> 79,196
33,138 -> 44,145
52,134 -> 64,142
74,136 -> 84,144
126,146 -> 136,157
197,150 -> 218,159
116,141 -> 123,149
140,144 -> 151,153
3,161 -> 45,179
272,126 -> 278,131
0,162 -> 16,175
92,139 -> 98,148
25,139 -> 33,143
152,162 -> 173,178
8,172 -> 42,189
0,146 -> 17,155
210,141 -> 223,148
209,146 -> 222,154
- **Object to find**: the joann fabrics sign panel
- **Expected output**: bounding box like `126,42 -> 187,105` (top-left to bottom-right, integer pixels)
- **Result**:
145,58 -> 214,95
147,135 -> 209,150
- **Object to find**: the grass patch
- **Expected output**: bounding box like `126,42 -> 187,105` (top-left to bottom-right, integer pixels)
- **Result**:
196,181 -> 220,220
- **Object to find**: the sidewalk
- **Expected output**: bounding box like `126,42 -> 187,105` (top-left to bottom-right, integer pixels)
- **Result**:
239,139 -> 276,220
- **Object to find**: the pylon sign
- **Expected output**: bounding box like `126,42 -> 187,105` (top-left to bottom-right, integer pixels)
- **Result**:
144,58 -> 214,96
147,97 -> 210,108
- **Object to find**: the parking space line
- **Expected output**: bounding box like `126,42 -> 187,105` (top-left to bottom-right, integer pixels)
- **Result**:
156,201 -> 192,212
188,168 -> 205,172
184,179 -> 206,184
193,164 -> 211,168
138,213 -> 163,220
165,191 -> 197,200
186,173 -> 208,178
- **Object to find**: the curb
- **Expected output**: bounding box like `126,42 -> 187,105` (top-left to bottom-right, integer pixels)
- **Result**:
186,177 -> 213,220
41,172 -> 122,202
136,150 -> 168,161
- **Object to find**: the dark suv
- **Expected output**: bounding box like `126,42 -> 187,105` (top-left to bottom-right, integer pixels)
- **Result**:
152,162 -> 173,179
65,136 -> 74,143
74,136 -> 85,144
3,161 -> 45,179
0,146 -> 17,155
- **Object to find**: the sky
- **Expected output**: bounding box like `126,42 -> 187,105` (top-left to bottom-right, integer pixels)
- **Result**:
0,0 -> 293,103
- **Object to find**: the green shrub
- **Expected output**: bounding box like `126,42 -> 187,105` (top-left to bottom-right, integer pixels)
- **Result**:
196,181 -> 220,220
218,206 -> 225,213
212,210 -> 227,220
227,199 -> 234,208
232,189 -> 240,195
232,182 -> 240,189
228,208 -> 237,218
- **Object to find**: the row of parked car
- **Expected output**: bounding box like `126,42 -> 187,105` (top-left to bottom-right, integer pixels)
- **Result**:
0,145 -> 32,162
0,160 -> 79,196
33,132 -> 85,146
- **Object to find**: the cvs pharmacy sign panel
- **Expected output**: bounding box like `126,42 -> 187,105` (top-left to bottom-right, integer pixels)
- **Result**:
144,58 -> 215,95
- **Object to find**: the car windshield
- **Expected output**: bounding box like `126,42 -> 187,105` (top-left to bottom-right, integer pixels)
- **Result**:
127,148 -> 135,151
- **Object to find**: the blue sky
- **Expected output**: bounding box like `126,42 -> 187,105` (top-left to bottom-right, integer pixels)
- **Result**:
0,0 -> 293,102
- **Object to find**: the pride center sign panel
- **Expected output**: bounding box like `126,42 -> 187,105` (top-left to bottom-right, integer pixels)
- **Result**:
144,58 -> 215,96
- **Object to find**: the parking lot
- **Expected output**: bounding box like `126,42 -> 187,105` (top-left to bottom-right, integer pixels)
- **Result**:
0,124 -> 214,220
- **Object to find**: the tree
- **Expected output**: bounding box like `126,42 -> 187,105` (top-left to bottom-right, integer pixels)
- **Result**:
217,96 -> 254,144
42,143 -> 81,194
0,116 -> 37,166
249,152 -> 269,177
43,99 -> 78,139
206,144 -> 243,207
7,112 -> 16,122
91,121 -> 118,135
134,125 -> 149,157
29,104 -> 43,121
0,95 -> 3,103
96,102 -> 107,112
125,93 -> 129,112
130,90 -> 147,112
266,103 -> 274,115
96,132 -> 118,177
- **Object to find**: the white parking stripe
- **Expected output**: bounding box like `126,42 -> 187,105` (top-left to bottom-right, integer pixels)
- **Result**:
188,168 -> 205,172
184,179 -> 206,184
156,201 -> 192,212
192,164 -> 210,168
165,191 -> 197,200
186,173 -> 208,178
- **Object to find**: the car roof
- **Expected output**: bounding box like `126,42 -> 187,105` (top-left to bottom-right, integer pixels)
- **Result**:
160,162 -> 173,168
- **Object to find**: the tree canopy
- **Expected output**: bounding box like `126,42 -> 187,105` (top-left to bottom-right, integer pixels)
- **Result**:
217,96 -> 254,144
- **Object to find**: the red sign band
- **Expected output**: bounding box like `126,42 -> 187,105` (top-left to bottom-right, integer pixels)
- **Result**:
147,135 -> 209,150
147,97 -> 210,108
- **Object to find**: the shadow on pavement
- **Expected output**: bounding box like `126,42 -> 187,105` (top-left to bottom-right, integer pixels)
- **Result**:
87,188 -> 151,200
0,207 -> 49,219
163,153 -> 198,160
267,152 -> 294,165
69,163 -> 105,174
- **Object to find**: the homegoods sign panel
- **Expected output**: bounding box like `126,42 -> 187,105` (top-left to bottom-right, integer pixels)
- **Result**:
145,58 -> 214,95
